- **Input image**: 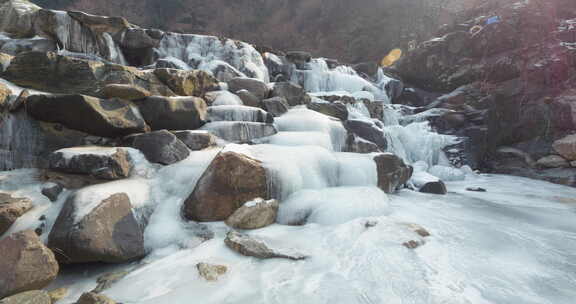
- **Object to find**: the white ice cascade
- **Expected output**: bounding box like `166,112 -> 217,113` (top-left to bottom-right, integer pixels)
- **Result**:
155,33 -> 269,82
290,58 -> 390,100
52,10 -> 127,65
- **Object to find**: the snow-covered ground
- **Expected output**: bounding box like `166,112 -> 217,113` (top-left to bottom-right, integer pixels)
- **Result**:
24,174 -> 572,304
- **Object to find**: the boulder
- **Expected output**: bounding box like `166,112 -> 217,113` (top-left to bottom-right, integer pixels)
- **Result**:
201,122 -> 277,143
2,52 -> 175,96
122,130 -> 190,165
0,290 -> 51,304
172,130 -> 217,151
207,105 -> 273,123
307,102 -> 348,121
48,192 -> 145,264
153,68 -> 219,97
40,171 -> 104,190
270,82 -> 310,106
227,77 -> 269,100
0,230 -> 59,299
182,150 -> 268,222
0,0 -> 40,38
26,94 -> 148,138
135,96 -> 207,130
285,51 -> 312,69
196,263 -> 227,282
553,135 -> 576,161
0,193 -> 33,236
536,155 -> 570,168
48,147 -> 134,180
224,230 -> 306,260
41,183 -> 63,202
76,293 -> 116,304
101,84 -> 151,101
345,120 -> 387,150
235,89 -> 260,107
261,96 -> 289,117
344,134 -> 380,153
373,153 -> 413,193
419,181 -> 448,195
225,198 -> 279,230
353,62 -> 379,79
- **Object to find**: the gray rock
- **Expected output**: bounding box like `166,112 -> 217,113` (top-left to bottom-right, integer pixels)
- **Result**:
224,231 -> 306,260
122,130 -> 190,165
48,147 -> 133,180
419,181 -> 448,195
135,96 -> 207,131
236,89 -> 260,107
227,77 -> 269,100
41,183 -> 63,202
225,198 -> 279,230
307,102 -> 348,121
345,120 -> 387,150
261,96 -> 289,117
172,130 -> 217,151
344,134 -> 381,153
270,82 -> 310,106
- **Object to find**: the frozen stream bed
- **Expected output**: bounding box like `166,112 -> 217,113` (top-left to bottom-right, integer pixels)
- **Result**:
41,174 -> 576,304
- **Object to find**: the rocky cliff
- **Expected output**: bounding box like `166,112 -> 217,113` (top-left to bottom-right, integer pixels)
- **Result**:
391,0 -> 576,185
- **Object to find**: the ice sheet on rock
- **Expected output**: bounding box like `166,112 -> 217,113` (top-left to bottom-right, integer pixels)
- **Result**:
263,131 -> 333,151
200,121 -> 277,143
274,107 -> 347,151
250,145 -> 377,200
144,149 -> 220,251
277,186 -> 390,225
0,169 -> 70,242
207,105 -> 269,123
155,33 -> 269,82
72,179 -> 151,224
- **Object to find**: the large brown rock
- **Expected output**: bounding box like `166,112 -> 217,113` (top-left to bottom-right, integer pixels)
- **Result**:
48,192 -> 145,264
182,150 -> 268,222
270,82 -> 310,106
172,130 -> 217,151
0,230 -> 59,299
373,153 -> 413,193
0,193 -> 33,236
2,52 -> 174,96
553,135 -> 576,161
26,94 -> 148,137
48,147 -> 134,180
0,290 -> 51,304
0,1 -> 40,38
135,96 -> 207,130
225,198 -> 279,230
153,68 -> 219,97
